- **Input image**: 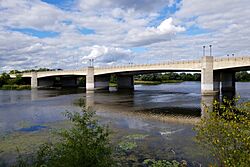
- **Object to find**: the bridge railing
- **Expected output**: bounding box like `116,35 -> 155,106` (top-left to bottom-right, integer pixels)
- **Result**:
214,56 -> 250,62
95,59 -> 201,69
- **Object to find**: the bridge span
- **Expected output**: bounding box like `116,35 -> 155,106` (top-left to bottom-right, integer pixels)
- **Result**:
11,56 -> 250,95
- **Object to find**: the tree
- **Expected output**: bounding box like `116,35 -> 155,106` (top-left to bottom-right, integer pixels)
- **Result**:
0,73 -> 10,87
194,99 -> 250,166
235,71 -> 250,82
13,74 -> 24,85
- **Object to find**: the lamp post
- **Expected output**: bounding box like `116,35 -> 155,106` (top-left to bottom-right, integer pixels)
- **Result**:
203,46 -> 206,56
209,45 -> 212,56
89,59 -> 94,67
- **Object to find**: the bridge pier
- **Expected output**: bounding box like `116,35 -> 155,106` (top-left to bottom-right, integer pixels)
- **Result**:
95,75 -> 110,90
221,71 -> 235,93
38,77 -> 54,87
117,75 -> 134,90
31,72 -> 38,88
86,67 -> 95,91
61,76 -> 78,87
201,56 -> 219,95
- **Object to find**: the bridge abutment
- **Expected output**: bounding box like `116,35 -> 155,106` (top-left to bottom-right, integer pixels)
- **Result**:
86,67 -> 95,91
31,72 -> 38,88
117,75 -> 134,90
201,56 -> 219,95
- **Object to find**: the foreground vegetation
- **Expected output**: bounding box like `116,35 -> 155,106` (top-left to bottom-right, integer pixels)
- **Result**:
195,98 -> 250,166
16,110 -> 114,167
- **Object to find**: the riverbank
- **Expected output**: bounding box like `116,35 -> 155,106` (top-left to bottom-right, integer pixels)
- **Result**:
0,85 -> 31,90
109,80 -> 183,87
135,80 -> 183,85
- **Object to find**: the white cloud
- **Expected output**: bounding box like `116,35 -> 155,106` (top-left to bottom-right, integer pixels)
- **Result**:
0,0 -> 64,31
82,45 -> 132,65
0,0 -> 250,72
126,17 -> 185,46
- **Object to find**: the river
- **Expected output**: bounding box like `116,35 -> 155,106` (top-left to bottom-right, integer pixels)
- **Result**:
0,82 -> 249,166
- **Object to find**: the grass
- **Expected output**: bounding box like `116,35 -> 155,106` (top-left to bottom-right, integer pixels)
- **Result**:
0,85 -> 31,90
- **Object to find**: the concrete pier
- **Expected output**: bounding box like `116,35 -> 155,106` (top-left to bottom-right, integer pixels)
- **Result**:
201,56 -> 219,95
117,75 -> 134,90
221,71 -> 235,93
31,72 -> 38,88
95,75 -> 110,90
38,77 -> 54,87
86,67 -> 94,91
61,76 -> 78,87
213,71 -> 221,93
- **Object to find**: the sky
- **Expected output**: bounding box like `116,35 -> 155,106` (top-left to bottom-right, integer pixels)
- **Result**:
0,0 -> 250,72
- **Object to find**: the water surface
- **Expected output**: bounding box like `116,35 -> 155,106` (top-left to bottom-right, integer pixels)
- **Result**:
0,82 -> 249,166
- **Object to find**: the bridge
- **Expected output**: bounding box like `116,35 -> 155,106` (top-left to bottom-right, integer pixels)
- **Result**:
11,56 -> 250,95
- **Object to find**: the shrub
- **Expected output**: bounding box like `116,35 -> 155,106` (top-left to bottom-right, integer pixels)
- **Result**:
194,98 -> 250,166
16,110 -> 114,167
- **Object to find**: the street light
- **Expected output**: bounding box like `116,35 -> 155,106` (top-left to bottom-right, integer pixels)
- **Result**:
203,46 -> 206,56
209,45 -> 212,56
89,59 -> 94,67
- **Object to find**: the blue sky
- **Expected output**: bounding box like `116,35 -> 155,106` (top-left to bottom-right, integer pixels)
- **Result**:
0,0 -> 249,71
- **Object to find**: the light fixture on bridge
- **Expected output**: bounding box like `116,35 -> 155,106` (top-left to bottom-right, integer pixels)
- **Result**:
209,45 -> 212,56
203,46 -> 206,56
89,59 -> 94,67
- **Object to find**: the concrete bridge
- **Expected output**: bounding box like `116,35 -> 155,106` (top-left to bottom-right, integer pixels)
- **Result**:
11,56 -> 250,95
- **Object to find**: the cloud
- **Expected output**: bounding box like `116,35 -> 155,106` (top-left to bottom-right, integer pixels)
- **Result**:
126,17 -> 185,46
77,0 -> 170,13
0,0 -> 64,31
0,0 -> 250,73
82,45 -> 132,65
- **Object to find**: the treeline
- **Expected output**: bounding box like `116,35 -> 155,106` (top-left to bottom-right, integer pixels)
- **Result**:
0,73 -> 30,89
135,72 -> 201,82
9,68 -> 62,74
135,71 -> 250,82
235,71 -> 250,82
0,73 -> 23,86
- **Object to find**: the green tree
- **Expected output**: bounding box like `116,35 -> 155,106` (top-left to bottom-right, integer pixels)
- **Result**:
13,74 -> 24,85
9,70 -> 21,74
235,71 -> 250,82
110,74 -> 117,83
17,110 -> 114,167
195,99 -> 250,166
0,73 -> 10,87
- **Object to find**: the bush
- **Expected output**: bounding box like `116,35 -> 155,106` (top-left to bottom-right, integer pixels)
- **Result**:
194,98 -> 250,166
16,110 -> 114,167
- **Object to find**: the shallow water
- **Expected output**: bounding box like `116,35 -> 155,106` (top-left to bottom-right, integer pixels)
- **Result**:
0,82 -> 249,166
